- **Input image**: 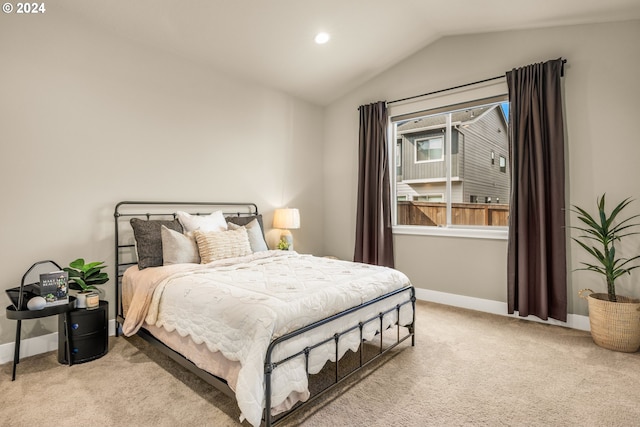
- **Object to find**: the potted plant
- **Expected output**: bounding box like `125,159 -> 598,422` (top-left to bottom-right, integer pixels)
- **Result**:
572,194 -> 640,352
63,258 -> 109,309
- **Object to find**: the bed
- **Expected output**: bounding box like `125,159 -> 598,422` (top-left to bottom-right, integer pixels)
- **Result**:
114,201 -> 415,426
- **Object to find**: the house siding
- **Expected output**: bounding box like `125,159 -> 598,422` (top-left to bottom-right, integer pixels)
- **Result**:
459,108 -> 509,203
400,129 -> 459,182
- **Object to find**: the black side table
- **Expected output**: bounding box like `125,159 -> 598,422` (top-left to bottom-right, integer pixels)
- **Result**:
58,300 -> 108,364
6,297 -> 76,380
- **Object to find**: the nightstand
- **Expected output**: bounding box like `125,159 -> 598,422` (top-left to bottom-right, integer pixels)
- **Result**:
5,259 -> 77,381
58,300 -> 108,364
6,298 -> 75,380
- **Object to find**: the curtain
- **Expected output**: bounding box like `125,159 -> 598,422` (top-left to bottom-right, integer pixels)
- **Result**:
354,101 -> 395,268
506,58 -> 567,321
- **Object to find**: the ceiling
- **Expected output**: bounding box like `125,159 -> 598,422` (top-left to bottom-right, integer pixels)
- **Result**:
59,0 -> 640,106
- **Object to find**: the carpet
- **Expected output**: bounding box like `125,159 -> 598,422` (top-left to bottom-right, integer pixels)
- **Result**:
2,301 -> 639,426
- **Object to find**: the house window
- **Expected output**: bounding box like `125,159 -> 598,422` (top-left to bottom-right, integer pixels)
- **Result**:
415,194 -> 444,202
391,95 -> 510,233
415,136 -> 443,163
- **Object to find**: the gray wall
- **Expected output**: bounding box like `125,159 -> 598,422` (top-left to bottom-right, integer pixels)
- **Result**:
0,9 -> 325,344
323,20 -> 640,317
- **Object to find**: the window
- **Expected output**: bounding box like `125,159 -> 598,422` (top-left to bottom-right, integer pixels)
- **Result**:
414,194 -> 444,202
415,136 -> 443,163
391,95 -> 510,233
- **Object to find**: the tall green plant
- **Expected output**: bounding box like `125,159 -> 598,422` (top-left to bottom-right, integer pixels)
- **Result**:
571,194 -> 640,302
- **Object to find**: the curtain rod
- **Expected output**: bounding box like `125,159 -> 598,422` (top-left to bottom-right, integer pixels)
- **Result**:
387,58 -> 567,105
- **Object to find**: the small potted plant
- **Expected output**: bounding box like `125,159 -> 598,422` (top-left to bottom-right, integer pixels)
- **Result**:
63,258 -> 109,309
572,194 -> 640,352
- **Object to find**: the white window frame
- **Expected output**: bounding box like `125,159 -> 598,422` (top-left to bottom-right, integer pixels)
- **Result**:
388,85 -> 509,240
414,136 -> 444,164
499,155 -> 507,173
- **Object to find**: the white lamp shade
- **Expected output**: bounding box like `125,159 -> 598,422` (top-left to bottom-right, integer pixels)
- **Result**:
273,208 -> 300,229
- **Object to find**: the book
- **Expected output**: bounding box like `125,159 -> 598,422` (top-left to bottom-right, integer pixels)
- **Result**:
35,271 -> 69,306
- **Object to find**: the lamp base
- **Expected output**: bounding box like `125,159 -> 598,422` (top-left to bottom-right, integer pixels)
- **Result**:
279,230 -> 294,251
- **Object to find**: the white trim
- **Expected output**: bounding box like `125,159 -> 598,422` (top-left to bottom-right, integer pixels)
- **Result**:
393,224 -> 508,240
0,319 -> 117,364
398,123 -> 450,134
445,113 -> 452,225
402,176 -> 461,184
414,288 -> 591,331
388,80 -> 508,119
0,300 -> 590,365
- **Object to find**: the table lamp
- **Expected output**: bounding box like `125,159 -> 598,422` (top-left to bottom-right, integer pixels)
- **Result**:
273,208 -> 300,250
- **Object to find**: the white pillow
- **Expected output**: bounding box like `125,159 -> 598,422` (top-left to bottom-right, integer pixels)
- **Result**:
194,228 -> 252,263
177,210 -> 228,233
227,219 -> 268,252
161,226 -> 200,265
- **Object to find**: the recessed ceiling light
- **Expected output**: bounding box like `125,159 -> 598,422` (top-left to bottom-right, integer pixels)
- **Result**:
314,32 -> 330,44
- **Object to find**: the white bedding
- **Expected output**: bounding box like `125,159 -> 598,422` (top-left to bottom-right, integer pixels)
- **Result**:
122,251 -> 413,427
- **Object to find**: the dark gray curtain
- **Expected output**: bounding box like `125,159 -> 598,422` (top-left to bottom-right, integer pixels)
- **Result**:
506,58 -> 567,321
354,101 -> 394,268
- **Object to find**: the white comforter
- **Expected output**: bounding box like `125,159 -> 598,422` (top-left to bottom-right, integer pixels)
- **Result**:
122,251 -> 413,427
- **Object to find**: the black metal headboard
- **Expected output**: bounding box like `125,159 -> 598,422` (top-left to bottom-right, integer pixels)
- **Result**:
113,201 -> 259,333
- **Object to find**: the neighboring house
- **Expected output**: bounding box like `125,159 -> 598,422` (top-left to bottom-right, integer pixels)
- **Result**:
396,104 -> 509,205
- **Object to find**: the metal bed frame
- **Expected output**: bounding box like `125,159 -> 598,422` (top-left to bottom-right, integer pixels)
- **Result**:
114,201 -> 416,426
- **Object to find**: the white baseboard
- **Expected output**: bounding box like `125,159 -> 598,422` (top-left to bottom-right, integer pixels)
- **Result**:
1,294 -> 590,365
0,319 -> 118,365
415,288 -> 591,331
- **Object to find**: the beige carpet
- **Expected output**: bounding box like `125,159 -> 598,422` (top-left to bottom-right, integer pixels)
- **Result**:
2,301 -> 639,426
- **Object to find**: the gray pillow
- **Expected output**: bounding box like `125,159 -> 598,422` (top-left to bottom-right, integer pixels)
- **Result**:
130,218 -> 183,269
226,214 -> 265,236
161,226 -> 200,265
227,219 -> 269,252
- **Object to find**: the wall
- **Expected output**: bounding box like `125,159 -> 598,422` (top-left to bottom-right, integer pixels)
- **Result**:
0,9 -> 324,345
323,20 -> 640,318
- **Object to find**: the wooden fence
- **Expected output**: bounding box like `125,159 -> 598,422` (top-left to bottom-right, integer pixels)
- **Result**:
397,201 -> 509,227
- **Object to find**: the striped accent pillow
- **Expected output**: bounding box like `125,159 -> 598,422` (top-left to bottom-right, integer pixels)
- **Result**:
194,227 -> 252,263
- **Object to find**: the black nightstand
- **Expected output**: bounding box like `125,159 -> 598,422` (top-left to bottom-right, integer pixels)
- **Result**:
6,298 -> 75,380
58,300 -> 108,364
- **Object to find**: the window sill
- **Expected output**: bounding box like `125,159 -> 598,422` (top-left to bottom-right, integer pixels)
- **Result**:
392,225 -> 508,240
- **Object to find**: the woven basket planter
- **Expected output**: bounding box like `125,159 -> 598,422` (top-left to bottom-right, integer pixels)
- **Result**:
579,289 -> 640,353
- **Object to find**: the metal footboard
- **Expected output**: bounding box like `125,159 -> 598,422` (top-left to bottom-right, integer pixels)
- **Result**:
263,285 -> 416,426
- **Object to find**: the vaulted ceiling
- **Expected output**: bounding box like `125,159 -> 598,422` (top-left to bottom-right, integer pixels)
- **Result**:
60,0 -> 640,105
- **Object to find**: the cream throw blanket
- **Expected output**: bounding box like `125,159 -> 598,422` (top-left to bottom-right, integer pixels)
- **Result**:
122,251 -> 413,427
